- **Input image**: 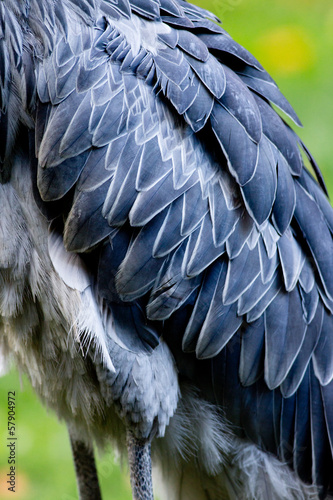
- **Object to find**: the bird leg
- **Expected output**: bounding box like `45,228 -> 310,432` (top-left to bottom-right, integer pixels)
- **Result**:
127,430 -> 154,500
69,433 -> 102,500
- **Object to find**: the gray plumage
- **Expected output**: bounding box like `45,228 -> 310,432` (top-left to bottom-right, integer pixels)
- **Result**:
1,0 -> 333,499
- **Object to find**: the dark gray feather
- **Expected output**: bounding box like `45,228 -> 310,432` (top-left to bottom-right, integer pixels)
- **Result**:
184,52 -> 226,99
177,30 -> 209,62
219,65 -> 262,143
264,288 -> 307,390
116,211 -> 168,300
238,67 -> 302,126
197,33 -> 263,70
208,181 -> 241,247
186,214 -> 226,277
312,312 -> 333,386
129,169 -> 198,227
147,244 -> 201,320
239,316 -> 265,386
271,154 -> 296,235
182,261 -> 224,352
64,180 -> 112,252
181,181 -> 208,236
211,102 -> 259,186
277,228 -> 304,292
241,137 -> 276,225
280,301 -> 323,397
183,81 -> 214,132
153,196 -> 188,257
294,180 -> 333,300
38,150 -> 90,201
309,365 -> 332,491
253,94 -> 303,176
223,243 -> 261,305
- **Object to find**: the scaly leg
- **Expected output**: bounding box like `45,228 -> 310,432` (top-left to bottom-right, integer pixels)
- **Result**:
127,430 -> 154,500
69,432 -> 102,500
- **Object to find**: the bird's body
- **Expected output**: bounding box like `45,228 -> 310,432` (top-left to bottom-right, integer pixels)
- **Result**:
1,0 -> 333,498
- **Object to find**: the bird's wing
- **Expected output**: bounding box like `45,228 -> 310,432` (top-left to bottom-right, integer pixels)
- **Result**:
3,0 -> 333,493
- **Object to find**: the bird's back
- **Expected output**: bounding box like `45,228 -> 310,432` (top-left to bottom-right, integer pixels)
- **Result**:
1,0 -> 333,498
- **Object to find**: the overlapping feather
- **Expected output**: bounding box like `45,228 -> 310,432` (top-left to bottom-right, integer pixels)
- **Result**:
7,0 -> 333,493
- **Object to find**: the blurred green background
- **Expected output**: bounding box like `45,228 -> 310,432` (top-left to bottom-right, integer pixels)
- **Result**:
1,0 -> 333,498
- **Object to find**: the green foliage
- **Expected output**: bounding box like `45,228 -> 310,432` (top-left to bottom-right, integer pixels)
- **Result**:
0,370 -> 132,499
195,0 -> 333,195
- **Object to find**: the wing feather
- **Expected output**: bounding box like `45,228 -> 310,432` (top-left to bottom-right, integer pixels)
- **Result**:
15,2 -> 333,493
264,288 -> 307,390
312,312 -> 333,386
294,180 -> 333,300
241,137 -> 276,225
182,261 -> 225,352
280,301 -> 323,397
211,102 -> 259,186
309,365 -> 332,494
239,316 -> 265,386
293,371 -> 312,482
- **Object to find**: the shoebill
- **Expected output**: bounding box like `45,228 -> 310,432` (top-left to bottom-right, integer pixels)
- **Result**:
1,0 -> 333,498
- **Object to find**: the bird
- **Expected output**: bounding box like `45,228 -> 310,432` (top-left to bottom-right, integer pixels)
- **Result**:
1,0 -> 333,499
